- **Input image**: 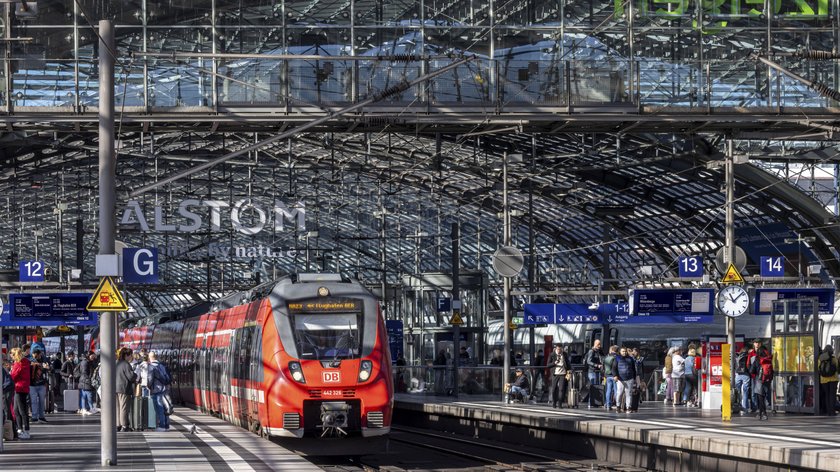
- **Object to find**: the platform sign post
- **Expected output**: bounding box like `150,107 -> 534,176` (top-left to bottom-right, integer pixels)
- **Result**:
722,343 -> 731,421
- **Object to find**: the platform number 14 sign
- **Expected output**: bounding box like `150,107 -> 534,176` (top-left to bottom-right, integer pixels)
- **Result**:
760,256 -> 785,277
678,256 -> 703,278
19,260 -> 45,282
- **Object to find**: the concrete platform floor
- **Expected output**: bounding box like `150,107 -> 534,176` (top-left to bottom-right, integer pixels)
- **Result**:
0,408 -> 322,472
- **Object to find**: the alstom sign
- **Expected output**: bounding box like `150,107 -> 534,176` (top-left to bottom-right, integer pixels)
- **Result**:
120,199 -> 306,235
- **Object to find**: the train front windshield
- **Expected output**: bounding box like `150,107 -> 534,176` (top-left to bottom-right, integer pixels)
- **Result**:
293,312 -> 361,360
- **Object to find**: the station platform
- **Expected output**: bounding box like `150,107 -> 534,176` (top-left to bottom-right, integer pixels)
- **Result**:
394,393 -> 840,472
0,408 -> 322,472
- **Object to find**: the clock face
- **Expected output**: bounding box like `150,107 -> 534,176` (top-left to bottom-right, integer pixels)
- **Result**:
717,285 -> 749,317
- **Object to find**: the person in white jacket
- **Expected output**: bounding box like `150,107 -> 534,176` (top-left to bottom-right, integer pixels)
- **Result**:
671,347 -> 686,405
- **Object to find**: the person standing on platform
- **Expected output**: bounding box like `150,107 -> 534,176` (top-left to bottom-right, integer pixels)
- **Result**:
604,346 -> 618,410
29,347 -> 50,422
751,340 -> 773,421
60,351 -> 78,389
683,345 -> 698,407
630,348 -> 645,404
663,347 -> 675,404
10,347 -> 31,439
818,345 -> 839,416
671,347 -> 686,406
615,346 -> 637,413
735,345 -> 752,415
547,344 -> 571,408
584,339 -> 604,409
2,357 -> 16,440
78,351 -> 97,415
134,351 -> 151,398
116,348 -> 138,432
148,351 -> 172,432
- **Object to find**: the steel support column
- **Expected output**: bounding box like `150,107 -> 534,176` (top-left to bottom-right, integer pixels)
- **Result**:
98,19 -> 117,467
725,139 -> 736,411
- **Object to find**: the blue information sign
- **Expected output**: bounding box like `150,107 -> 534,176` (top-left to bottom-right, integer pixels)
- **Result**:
678,256 -> 704,278
385,320 -> 404,361
123,248 -> 160,284
523,304 -> 601,324
631,288 -> 715,317
523,302 -> 714,325
600,302 -> 713,324
19,260 -> 46,282
759,256 -> 785,277
436,298 -> 451,312
0,293 -> 97,327
753,288 -> 835,316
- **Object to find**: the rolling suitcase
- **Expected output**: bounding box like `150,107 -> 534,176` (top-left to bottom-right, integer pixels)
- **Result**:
132,395 -> 149,431
63,389 -> 80,412
567,387 -> 579,408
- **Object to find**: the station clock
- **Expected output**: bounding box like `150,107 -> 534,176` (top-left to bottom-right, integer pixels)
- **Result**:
716,285 -> 749,317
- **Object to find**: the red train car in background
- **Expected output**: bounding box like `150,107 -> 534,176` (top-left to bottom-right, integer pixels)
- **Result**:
119,274 -> 393,442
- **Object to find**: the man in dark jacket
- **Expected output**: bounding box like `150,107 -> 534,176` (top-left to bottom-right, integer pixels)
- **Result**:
78,351 -> 96,415
116,348 -> 137,432
547,344 -> 572,408
584,339 -> 603,408
604,346 -> 618,410
60,351 -> 79,389
29,347 -> 50,422
615,347 -> 638,412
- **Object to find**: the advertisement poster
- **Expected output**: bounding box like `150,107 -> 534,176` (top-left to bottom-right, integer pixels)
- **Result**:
703,335 -> 745,388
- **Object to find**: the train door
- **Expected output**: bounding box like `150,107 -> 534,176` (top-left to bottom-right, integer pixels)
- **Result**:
249,326 -> 263,432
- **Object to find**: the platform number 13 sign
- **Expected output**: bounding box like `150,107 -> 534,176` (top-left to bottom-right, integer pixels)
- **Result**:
678,256 -> 703,278
19,260 -> 45,282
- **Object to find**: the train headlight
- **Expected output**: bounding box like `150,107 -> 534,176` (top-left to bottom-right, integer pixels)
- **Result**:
358,360 -> 373,382
289,361 -> 306,384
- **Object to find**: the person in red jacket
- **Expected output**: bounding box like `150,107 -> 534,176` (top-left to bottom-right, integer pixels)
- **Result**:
749,339 -> 773,421
10,347 -> 31,439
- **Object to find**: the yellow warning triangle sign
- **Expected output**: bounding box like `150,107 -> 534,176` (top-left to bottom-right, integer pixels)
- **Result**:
450,311 -> 464,326
721,262 -> 745,284
87,276 -> 129,312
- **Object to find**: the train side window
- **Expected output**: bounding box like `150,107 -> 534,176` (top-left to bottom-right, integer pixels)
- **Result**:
238,328 -> 252,380
252,327 -> 263,382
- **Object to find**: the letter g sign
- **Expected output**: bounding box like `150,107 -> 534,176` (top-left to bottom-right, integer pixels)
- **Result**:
123,248 -> 159,284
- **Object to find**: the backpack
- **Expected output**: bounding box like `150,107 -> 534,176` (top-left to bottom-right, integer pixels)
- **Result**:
91,366 -> 101,389
820,357 -> 837,377
736,352 -> 749,374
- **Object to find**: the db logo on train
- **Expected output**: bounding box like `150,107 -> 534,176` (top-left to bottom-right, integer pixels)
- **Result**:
323,371 -> 341,383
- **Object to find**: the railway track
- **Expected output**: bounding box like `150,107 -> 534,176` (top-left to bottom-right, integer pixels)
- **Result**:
314,426 -> 649,472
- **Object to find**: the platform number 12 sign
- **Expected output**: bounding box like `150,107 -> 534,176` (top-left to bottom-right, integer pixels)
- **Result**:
19,260 -> 45,282
760,256 -> 785,277
678,256 -> 703,278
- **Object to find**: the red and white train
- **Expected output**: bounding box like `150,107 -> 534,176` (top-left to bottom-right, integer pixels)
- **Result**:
118,274 -> 393,439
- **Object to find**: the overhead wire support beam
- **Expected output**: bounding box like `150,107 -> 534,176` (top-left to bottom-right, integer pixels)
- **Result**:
129,56 -> 473,198
133,51 -> 443,62
755,55 -> 840,102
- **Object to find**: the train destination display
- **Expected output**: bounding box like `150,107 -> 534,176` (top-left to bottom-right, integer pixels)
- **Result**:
0,293 -> 95,326
631,289 -> 715,317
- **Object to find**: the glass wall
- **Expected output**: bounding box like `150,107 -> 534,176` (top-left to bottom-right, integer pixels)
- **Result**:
2,0 -> 836,110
